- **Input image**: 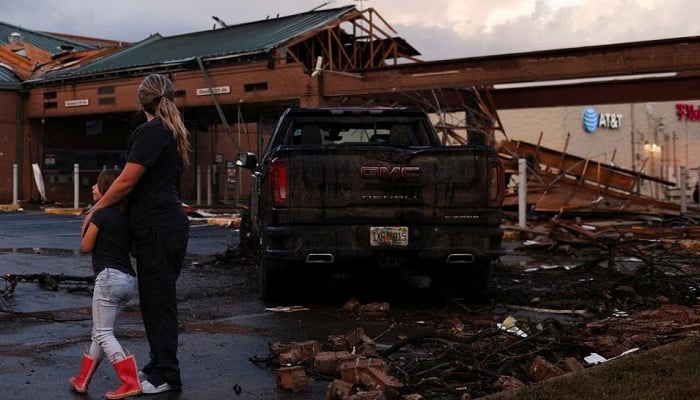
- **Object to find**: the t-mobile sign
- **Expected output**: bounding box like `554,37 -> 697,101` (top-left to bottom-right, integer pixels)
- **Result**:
676,103 -> 700,121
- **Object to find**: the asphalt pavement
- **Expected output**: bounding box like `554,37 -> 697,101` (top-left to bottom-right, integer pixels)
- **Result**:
0,211 -> 364,400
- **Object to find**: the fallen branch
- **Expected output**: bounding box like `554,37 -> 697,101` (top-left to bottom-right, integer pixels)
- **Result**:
504,304 -> 591,315
380,329 -> 498,358
3,273 -> 93,295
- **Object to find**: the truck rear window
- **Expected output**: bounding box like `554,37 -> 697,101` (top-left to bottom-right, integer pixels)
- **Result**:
286,120 -> 434,147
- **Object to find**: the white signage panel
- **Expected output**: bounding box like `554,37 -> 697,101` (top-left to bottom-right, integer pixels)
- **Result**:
196,86 -> 231,96
65,99 -> 89,107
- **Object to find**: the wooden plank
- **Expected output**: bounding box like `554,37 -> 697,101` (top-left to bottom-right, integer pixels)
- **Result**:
558,132 -> 570,173
579,158 -> 590,185
499,140 -> 674,192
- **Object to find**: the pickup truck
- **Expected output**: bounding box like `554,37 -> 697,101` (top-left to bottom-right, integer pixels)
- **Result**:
236,106 -> 505,300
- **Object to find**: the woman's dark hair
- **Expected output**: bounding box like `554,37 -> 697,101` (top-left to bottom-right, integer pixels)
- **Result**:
97,169 -> 128,214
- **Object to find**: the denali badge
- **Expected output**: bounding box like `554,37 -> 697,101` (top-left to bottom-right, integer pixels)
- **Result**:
360,166 -> 421,178
361,195 -> 417,200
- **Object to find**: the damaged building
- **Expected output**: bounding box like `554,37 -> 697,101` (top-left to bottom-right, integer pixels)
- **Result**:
0,5 -> 699,218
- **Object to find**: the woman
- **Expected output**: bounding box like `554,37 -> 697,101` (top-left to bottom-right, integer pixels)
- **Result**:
82,73 -> 191,395
70,169 -> 140,399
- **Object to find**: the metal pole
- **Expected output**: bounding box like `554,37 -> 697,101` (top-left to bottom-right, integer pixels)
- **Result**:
207,165 -> 212,206
680,165 -> 687,214
213,164 -> 218,203
195,57 -> 242,153
630,104 -> 636,188
15,91 -> 24,202
73,163 -> 79,209
223,164 -> 229,204
196,165 -> 202,205
518,158 -> 527,228
12,163 -> 18,205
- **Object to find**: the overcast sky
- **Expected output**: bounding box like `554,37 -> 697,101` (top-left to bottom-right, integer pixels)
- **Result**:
3,0 -> 699,60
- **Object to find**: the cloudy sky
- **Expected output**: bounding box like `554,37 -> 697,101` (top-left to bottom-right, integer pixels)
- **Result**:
3,0 -> 699,60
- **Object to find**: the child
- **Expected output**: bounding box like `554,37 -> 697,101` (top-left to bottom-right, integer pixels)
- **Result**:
69,169 -> 141,399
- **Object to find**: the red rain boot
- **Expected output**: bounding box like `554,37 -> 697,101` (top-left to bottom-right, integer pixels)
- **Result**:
105,355 -> 142,399
68,353 -> 99,393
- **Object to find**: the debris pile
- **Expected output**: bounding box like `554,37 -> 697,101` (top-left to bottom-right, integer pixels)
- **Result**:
253,326 -> 403,399
497,138 -> 694,218
255,300 -> 699,399
251,232 -> 700,399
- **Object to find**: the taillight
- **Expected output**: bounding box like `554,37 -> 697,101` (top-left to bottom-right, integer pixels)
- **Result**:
270,157 -> 288,207
489,158 -> 504,206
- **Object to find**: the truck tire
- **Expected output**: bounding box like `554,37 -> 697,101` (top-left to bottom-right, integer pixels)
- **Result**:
469,262 -> 492,300
259,254 -> 285,301
436,262 -> 491,303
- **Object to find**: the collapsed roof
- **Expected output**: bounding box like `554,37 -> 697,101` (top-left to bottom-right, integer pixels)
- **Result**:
20,6 -> 420,85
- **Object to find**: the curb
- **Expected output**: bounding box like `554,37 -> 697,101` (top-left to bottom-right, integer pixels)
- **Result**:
3,204 -> 241,228
0,204 -> 21,212
205,217 -> 241,228
43,207 -> 84,216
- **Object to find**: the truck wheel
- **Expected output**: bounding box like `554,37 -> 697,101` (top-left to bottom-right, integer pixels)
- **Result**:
470,262 -> 492,299
436,262 -> 491,303
259,255 -> 284,301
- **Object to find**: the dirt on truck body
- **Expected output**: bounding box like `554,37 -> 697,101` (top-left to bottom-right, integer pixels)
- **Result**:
237,107 -> 505,300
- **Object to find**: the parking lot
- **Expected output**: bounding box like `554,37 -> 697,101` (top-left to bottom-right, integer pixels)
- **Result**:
0,211 -> 461,399
1,211 -> 699,399
0,211 -> 332,399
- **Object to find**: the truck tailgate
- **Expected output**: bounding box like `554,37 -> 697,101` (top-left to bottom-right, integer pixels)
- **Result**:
275,146 -> 498,225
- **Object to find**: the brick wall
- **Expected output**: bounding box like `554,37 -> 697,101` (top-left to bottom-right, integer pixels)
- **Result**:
0,90 -> 17,203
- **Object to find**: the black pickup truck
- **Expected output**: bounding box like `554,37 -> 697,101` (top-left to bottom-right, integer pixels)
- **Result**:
236,107 -> 504,300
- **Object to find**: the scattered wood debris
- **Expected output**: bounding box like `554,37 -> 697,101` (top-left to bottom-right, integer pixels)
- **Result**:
0,273 -> 94,314
248,236 -> 700,399
2,273 -> 93,297
497,138 -> 696,218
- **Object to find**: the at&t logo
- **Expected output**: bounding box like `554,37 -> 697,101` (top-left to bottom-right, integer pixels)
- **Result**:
582,107 -> 623,133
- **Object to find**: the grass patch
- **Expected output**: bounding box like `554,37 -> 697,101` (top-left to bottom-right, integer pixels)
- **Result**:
482,335 -> 700,400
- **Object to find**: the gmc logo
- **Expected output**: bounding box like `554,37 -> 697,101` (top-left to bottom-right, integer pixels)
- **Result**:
360,166 -> 421,178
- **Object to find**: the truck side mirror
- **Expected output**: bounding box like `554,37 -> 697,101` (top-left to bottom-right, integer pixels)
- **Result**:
236,152 -> 258,169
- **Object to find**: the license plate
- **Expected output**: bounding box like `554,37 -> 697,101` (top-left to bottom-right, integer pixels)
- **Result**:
370,226 -> 408,246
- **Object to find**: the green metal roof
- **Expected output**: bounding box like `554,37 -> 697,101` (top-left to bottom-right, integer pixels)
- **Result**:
30,5 -> 357,82
0,21 -> 95,53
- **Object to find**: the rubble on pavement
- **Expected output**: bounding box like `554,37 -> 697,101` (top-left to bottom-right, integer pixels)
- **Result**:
249,228 -> 700,399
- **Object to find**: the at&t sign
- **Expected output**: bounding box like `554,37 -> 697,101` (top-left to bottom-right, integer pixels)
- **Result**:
582,107 -> 623,133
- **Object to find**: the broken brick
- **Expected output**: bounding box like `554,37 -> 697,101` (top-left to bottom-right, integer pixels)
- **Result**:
493,375 -> 525,391
564,357 -> 585,373
325,379 -> 354,400
275,365 -> 308,392
339,357 -> 403,393
349,390 -> 385,400
271,340 -> 322,365
529,355 -> 564,382
314,351 -> 356,376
